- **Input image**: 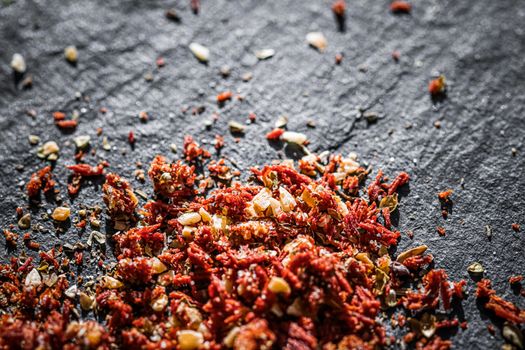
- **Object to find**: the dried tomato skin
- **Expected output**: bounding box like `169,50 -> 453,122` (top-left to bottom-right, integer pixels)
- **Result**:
56,119 -> 78,128
390,1 -> 412,13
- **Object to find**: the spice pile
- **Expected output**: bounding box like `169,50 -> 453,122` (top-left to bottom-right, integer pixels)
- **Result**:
1,1 -> 524,349
1,136 -> 523,349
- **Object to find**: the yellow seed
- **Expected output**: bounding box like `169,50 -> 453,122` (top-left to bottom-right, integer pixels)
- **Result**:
178,212 -> 201,226
102,276 -> 123,289
79,292 -> 94,311
396,245 -> 428,263
182,226 -> 196,240
151,257 -> 167,274
52,207 -> 70,221
198,207 -> 212,222
252,188 -> 272,213
177,330 -> 204,350
278,187 -> 296,212
268,276 -> 291,295
151,294 -> 168,312
64,46 -> 78,63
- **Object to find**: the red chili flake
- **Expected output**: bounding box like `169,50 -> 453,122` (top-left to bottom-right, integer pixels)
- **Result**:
476,278 -> 525,323
487,324 -> 495,335
335,53 -> 344,65
76,219 -> 87,228
248,112 -> 257,122
3,230 -> 19,247
27,166 -> 55,198
67,163 -> 106,176
183,135 -> 211,162
97,127 -> 103,135
390,1 -> 412,14
128,131 -> 135,145
214,134 -> 224,150
331,0 -> 346,17
266,128 -> 285,140
190,0 -> 200,14
509,275 -> 524,285
15,207 -> 23,218
156,57 -> 165,68
438,189 -> 453,201
56,119 -> 78,129
437,226 -> 446,236
139,111 -> 149,122
100,107 -> 108,114
511,223 -> 520,232
429,75 -> 446,96
216,91 -> 233,104
74,251 -> 83,265
392,50 -> 400,62
52,111 -> 66,121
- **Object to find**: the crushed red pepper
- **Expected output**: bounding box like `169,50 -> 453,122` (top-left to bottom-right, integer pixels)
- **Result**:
1,136 -> 483,349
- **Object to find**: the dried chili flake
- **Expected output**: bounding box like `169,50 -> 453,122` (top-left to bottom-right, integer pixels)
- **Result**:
429,75 -> 446,96
214,134 -> 224,150
390,1 -> 412,14
190,0 -> 200,14
67,163 -> 106,176
27,166 -> 55,198
437,226 -> 446,236
511,223 -> 520,232
56,119 -> 78,129
183,135 -> 211,162
52,111 -> 66,121
509,275 -> 524,285
216,91 -> 233,104
265,128 -> 284,141
128,131 -> 135,145
331,0 -> 346,17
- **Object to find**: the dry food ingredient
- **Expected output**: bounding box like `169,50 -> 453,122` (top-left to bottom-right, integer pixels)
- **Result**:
0,137 -> 497,350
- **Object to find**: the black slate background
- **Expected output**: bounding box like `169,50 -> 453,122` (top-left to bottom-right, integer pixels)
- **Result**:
0,0 -> 524,348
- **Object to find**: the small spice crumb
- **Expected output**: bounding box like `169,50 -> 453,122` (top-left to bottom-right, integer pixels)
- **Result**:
52,207 -> 71,222
335,53 -> 344,65
64,46 -> 78,63
165,8 -> 180,22
511,223 -> 520,232
392,50 -> 401,62
331,0 -> 346,17
306,32 -> 327,52
429,75 -> 446,96
437,226 -> 446,236
189,42 -> 209,62
216,91 -> 233,104
390,1 -> 412,14
11,53 -> 26,73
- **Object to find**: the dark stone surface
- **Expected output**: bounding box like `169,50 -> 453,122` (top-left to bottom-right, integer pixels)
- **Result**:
0,0 -> 524,348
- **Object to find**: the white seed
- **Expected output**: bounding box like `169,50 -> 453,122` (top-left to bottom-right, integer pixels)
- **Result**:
228,121 -> 246,133
42,141 -> 60,157
255,48 -> 275,60
223,327 -> 240,348
198,207 -> 212,222
25,268 -> 41,287
268,276 -> 291,294
281,131 -> 307,145
151,257 -> 167,274
396,245 -> 428,263
177,212 -> 202,226
28,135 -> 40,145
189,42 -> 209,62
79,292 -> 95,310
306,32 -> 327,52
102,276 -> 123,289
278,187 -> 296,212
65,285 -> 78,298
151,294 -> 168,312
274,115 -> 288,128
64,45 -> 78,63
74,135 -> 90,150
11,53 -> 26,73
177,330 -> 204,350
252,188 -> 272,213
